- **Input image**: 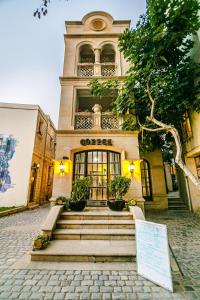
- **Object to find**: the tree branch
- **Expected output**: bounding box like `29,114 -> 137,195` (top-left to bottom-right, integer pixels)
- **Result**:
141,85 -> 200,188
147,81 -> 156,119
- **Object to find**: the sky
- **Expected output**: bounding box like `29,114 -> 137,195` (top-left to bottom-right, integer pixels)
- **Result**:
0,0 -> 146,126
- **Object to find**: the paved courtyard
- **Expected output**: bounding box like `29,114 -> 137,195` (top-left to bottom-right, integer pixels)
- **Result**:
0,207 -> 200,299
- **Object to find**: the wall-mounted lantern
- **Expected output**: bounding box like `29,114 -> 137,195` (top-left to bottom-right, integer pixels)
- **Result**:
59,161 -> 66,176
31,163 -> 40,171
128,161 -> 135,175
54,159 -> 72,176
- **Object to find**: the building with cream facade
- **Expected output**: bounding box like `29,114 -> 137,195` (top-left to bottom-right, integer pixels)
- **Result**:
183,30 -> 200,212
52,11 -> 168,209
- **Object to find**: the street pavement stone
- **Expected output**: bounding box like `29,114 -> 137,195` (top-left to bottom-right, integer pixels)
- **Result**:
0,207 -> 200,299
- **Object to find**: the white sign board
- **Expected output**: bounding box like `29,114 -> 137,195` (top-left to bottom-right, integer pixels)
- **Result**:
135,219 -> 173,292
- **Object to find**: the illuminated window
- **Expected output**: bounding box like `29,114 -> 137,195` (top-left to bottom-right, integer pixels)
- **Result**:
73,150 -> 121,202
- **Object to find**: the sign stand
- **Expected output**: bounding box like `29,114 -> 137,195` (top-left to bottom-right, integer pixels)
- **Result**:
135,219 -> 173,292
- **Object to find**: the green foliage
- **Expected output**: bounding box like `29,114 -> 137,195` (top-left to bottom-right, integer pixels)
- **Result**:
116,0 -> 200,151
109,176 -> 131,200
32,234 -> 49,251
56,196 -> 67,205
125,198 -> 138,210
71,177 -> 90,202
56,196 -> 70,209
89,79 -> 119,98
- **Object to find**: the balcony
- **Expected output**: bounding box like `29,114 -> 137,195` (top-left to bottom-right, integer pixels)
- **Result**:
74,111 -> 121,130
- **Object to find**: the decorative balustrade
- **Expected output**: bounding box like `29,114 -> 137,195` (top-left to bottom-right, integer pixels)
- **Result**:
74,112 -> 120,130
101,64 -> 116,77
77,64 -> 94,77
75,112 -> 94,129
101,113 -> 120,129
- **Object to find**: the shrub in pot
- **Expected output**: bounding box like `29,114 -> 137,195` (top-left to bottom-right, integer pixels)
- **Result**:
108,176 -> 131,211
69,177 -> 90,211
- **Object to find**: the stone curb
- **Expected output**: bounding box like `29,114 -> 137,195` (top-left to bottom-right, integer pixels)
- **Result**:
0,206 -> 27,218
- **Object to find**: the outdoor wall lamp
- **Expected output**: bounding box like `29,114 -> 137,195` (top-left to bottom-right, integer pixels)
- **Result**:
31,163 -> 40,171
128,161 -> 135,174
59,161 -> 66,175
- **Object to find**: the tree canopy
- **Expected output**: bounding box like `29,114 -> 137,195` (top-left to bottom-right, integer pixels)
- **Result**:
90,0 -> 200,187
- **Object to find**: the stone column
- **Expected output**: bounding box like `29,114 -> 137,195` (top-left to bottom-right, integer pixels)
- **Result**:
94,48 -> 101,76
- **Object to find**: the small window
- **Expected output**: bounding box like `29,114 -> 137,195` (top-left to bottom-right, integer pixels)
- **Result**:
182,112 -> 192,140
195,156 -> 200,179
37,119 -> 44,136
141,159 -> 152,201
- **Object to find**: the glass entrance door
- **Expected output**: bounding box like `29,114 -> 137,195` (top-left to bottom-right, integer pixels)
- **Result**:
73,150 -> 121,203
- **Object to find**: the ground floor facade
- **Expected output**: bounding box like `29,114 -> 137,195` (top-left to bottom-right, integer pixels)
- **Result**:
52,130 -> 168,210
0,206 -> 200,299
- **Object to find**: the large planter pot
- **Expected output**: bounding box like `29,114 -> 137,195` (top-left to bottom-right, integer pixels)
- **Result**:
107,200 -> 125,211
69,200 -> 87,211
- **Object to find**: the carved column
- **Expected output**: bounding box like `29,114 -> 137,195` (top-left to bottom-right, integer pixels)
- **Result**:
94,48 -> 101,76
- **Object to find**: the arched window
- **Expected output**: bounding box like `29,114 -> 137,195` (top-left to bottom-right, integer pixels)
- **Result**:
100,44 -> 115,63
78,44 -> 95,77
141,159 -> 152,201
73,150 -> 121,203
79,44 -> 95,63
100,44 -> 116,77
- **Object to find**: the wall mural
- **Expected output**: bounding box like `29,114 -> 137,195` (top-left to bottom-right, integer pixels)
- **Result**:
0,135 -> 17,193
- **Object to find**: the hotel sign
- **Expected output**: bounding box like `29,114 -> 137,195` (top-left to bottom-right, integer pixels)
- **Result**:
80,139 -> 112,146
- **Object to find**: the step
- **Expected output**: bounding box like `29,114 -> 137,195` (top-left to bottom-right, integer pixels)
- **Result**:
168,201 -> 186,205
168,203 -> 187,207
60,211 -> 133,221
31,240 -> 136,262
56,219 -> 135,229
52,228 -> 135,240
168,206 -> 188,210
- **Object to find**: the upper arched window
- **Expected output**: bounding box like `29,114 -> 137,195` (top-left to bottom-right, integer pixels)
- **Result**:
100,44 -> 115,63
79,44 -> 95,63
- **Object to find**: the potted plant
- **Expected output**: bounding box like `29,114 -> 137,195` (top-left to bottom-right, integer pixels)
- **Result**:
32,234 -> 49,251
108,176 -> 131,211
69,177 -> 90,211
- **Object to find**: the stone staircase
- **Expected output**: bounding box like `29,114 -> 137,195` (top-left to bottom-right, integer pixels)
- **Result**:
31,208 -> 136,262
168,196 -> 188,211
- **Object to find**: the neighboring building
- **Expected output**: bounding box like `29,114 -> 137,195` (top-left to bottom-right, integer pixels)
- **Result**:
0,103 -> 56,208
51,11 -> 167,209
183,30 -> 200,212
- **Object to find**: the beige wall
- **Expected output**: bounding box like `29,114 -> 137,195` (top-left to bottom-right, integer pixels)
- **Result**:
142,150 -> 168,210
0,104 -> 37,207
28,111 -> 56,206
52,131 -> 143,199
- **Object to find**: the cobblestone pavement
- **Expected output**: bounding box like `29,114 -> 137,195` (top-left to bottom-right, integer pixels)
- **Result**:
0,207 -> 200,299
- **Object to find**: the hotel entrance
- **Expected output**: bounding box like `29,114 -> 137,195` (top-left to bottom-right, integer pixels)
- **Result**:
73,150 -> 121,205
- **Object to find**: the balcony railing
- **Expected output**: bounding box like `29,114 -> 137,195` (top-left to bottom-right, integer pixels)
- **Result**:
77,63 -> 94,77
74,112 -> 120,130
101,113 -> 120,129
101,63 -> 116,77
75,112 -> 94,129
